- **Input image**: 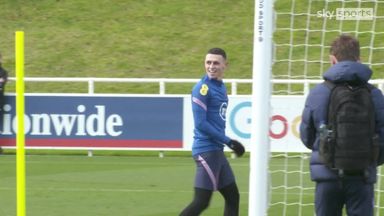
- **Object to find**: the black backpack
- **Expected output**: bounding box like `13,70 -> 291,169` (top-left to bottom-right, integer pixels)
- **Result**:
319,80 -> 379,171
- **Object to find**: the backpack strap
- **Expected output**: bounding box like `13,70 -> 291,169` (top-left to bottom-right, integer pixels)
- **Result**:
323,79 -> 373,91
323,80 -> 336,90
366,83 -> 375,92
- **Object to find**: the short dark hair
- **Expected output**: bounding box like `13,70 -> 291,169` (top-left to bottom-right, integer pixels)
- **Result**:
330,34 -> 360,61
207,48 -> 227,60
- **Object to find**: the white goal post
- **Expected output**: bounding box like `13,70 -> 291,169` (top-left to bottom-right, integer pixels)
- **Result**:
248,0 -> 273,216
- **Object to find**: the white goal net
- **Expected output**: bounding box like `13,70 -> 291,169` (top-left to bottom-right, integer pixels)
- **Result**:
266,0 -> 384,215
273,0 -> 384,95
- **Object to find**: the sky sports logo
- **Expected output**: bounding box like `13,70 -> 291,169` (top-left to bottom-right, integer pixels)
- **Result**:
317,8 -> 374,20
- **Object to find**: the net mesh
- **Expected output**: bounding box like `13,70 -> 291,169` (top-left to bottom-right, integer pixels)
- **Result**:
270,0 -> 384,215
272,0 -> 384,95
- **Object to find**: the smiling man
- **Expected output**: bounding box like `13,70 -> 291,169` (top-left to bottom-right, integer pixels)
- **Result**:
179,48 -> 245,216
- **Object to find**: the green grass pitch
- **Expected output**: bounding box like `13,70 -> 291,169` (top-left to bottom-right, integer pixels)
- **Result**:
1,154 -> 384,216
1,0 -> 381,95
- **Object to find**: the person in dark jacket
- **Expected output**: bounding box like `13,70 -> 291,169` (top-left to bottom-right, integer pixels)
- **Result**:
300,34 -> 384,216
0,53 -> 8,154
0,53 -> 8,99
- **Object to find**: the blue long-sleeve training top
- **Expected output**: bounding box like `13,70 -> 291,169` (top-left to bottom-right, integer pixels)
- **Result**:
191,75 -> 231,156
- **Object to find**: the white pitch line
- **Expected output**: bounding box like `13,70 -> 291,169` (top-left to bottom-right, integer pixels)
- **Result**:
0,187 -> 315,195
0,187 -> 190,193
0,186 -> 239,194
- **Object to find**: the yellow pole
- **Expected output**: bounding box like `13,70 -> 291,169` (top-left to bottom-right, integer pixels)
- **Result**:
15,31 -> 26,216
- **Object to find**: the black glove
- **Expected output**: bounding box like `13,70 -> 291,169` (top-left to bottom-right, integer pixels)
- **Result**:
228,139 -> 245,157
